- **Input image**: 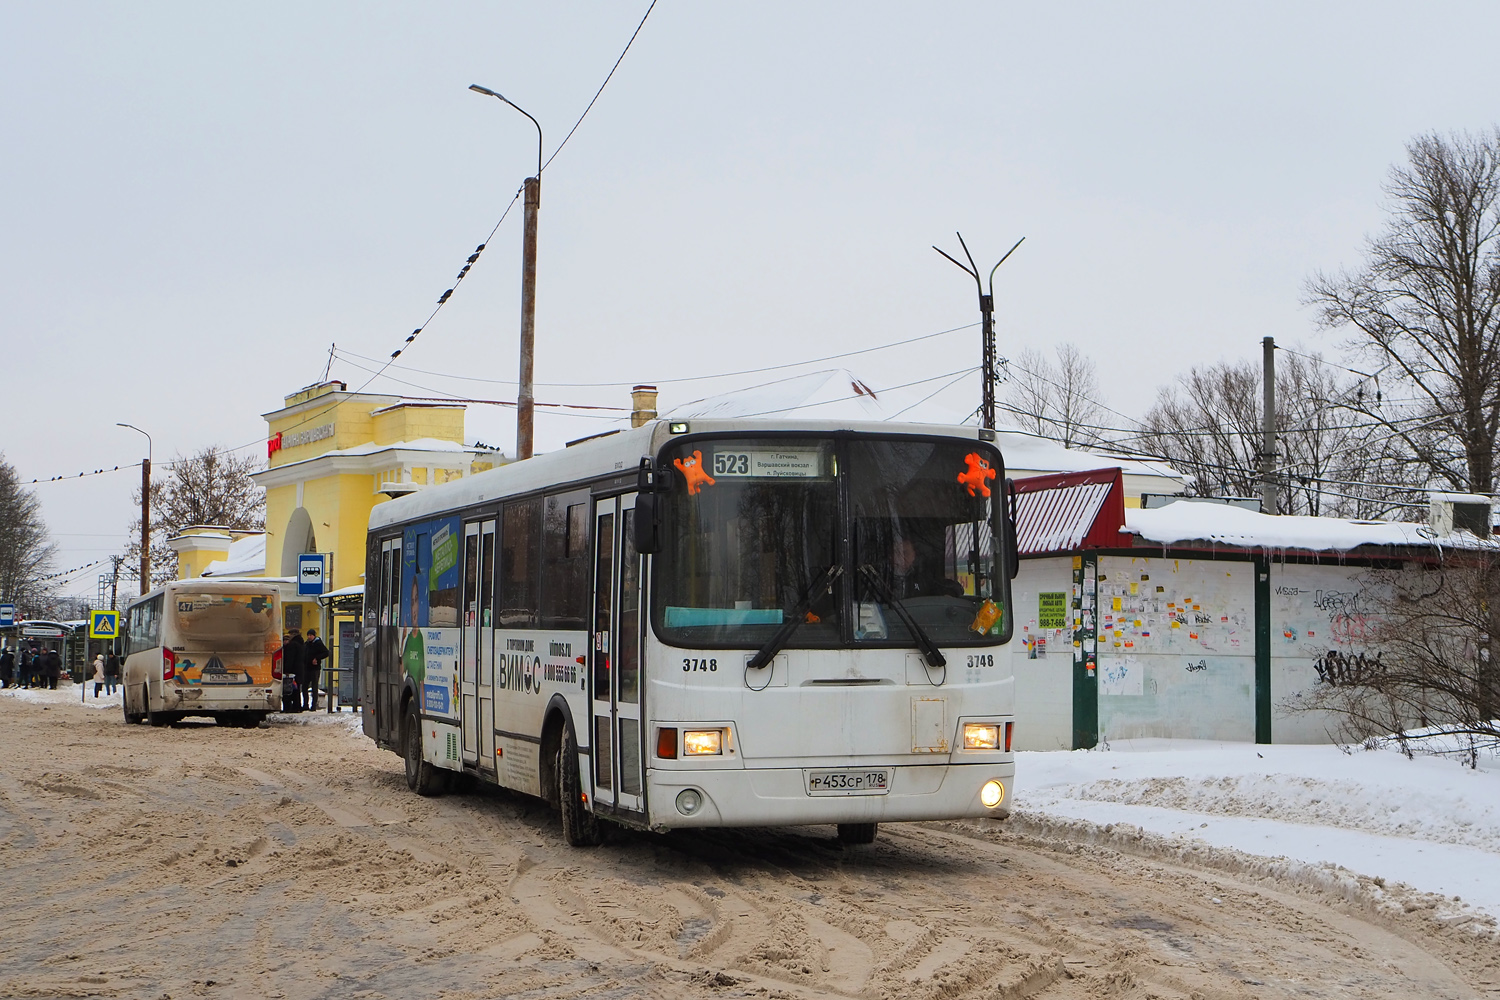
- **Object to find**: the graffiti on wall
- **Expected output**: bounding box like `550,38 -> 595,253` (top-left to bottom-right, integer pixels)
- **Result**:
1275,569 -> 1390,689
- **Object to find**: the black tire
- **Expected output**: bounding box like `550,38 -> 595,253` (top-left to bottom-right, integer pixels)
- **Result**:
557,724 -> 602,847
837,823 -> 878,846
403,703 -> 448,796
145,686 -> 169,727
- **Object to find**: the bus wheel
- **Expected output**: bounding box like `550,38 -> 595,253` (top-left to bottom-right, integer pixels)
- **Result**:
122,688 -> 143,725
403,704 -> 448,796
557,724 -> 602,847
837,823 -> 878,846
145,687 -> 168,727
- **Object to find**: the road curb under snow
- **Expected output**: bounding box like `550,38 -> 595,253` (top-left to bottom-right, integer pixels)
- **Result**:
944,810 -> 1500,945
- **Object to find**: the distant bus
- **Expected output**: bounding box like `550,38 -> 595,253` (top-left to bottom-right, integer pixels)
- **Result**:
362,418 -> 1017,845
121,580 -> 284,727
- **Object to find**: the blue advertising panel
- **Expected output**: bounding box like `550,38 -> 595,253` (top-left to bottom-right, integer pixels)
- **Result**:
398,515 -> 462,720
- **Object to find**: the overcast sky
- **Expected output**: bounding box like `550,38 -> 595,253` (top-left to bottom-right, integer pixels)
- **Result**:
6,2 -> 1499,598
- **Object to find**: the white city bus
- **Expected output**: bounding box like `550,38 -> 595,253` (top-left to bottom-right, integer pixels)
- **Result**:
361,419 -> 1017,845
122,580 -> 284,727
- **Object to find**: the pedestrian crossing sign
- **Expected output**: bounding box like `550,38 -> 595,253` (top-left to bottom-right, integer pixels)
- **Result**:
89,610 -> 119,639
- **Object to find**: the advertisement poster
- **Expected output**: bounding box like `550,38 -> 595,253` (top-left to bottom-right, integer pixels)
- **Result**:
400,515 -> 462,719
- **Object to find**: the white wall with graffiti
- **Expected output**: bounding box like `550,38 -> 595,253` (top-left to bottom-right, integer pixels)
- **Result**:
1270,563 -> 1394,743
1094,555 -> 1257,742
1009,556 -> 1075,750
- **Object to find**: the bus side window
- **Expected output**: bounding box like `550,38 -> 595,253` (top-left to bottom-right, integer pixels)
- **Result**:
541,491 -> 590,630
500,498 -> 541,628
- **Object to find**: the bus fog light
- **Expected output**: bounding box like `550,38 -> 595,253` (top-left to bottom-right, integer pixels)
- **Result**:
963,723 -> 1000,750
980,779 -> 1005,809
683,730 -> 723,755
676,788 -> 703,815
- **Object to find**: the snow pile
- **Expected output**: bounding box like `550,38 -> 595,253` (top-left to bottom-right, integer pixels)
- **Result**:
1126,501 -> 1497,553
1018,738 -> 1500,921
1,683 -> 122,710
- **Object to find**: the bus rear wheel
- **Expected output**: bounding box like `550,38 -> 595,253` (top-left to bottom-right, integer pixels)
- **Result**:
145,686 -> 169,727
123,688 -> 144,725
403,703 -> 448,796
557,724 -> 602,847
837,823 -> 878,846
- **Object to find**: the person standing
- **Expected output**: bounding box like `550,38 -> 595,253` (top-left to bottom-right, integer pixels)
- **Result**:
282,630 -> 306,713
302,629 -> 329,711
91,654 -> 106,698
43,647 -> 62,690
104,651 -> 121,695
26,647 -> 40,688
0,645 -> 12,689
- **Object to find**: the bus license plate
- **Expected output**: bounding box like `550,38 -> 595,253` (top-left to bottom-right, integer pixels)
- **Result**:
805,769 -> 890,796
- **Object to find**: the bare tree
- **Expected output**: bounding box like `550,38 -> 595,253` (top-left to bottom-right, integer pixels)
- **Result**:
1308,129 -> 1500,495
1002,343 -> 1105,448
0,454 -> 57,615
126,446 -> 266,585
1133,350 -> 1421,516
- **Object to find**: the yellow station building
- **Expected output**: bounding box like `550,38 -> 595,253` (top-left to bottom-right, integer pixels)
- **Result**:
167,380 -> 503,636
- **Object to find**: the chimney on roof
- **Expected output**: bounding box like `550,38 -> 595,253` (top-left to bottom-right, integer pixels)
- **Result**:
631,385 -> 658,428
1429,492 -> 1492,538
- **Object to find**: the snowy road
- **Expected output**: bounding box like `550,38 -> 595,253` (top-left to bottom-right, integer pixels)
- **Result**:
1,688 -> 1496,998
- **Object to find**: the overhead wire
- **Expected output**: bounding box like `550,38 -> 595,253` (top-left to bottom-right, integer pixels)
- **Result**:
541,0 -> 658,174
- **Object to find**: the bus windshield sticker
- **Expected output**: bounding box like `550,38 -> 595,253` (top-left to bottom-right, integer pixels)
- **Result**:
709,449 -> 822,479
957,452 -> 996,497
970,598 -> 1002,634
673,450 -> 717,494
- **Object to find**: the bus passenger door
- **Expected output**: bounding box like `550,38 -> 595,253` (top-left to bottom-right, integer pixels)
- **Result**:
460,522 -> 481,767
477,519 -> 496,771
589,495 -> 645,816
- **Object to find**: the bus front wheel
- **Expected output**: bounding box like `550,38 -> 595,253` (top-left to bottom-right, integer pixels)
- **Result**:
557,724 -> 602,847
837,823 -> 878,846
403,704 -> 448,796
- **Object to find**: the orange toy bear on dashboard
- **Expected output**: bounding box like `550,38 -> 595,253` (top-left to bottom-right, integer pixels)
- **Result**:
957,452 -> 996,497
674,450 -> 716,495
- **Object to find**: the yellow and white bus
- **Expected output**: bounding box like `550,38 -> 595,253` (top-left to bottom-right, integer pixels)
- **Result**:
122,580 -> 284,727
362,418 -> 1017,845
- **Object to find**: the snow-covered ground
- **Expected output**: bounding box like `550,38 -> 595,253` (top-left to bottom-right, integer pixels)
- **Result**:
1018,737 -> 1500,921
7,684 -> 1496,924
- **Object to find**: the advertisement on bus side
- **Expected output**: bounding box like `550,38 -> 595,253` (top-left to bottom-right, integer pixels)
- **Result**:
401,516 -> 462,720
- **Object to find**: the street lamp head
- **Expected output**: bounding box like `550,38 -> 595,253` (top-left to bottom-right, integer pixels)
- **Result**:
468,82 -> 542,178
468,84 -> 502,99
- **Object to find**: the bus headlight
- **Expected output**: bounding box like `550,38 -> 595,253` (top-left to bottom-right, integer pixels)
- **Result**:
683,730 -> 723,756
676,788 -> 703,815
963,723 -> 1000,750
980,779 -> 1005,808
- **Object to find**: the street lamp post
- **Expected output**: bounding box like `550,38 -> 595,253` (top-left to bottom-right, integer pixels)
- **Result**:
470,83 -> 543,461
116,423 -> 153,592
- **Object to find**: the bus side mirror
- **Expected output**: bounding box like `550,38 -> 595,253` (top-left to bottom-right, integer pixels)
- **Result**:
1005,478 -> 1019,580
634,493 -> 660,554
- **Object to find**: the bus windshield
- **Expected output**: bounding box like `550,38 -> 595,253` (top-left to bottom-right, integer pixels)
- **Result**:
171,592 -> 278,651
655,435 -> 1008,649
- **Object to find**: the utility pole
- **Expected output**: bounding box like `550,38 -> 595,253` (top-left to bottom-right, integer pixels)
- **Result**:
469,83 -> 543,461
117,423 -> 153,591
518,175 -> 540,460
934,233 -> 1025,430
1260,336 -> 1277,515
109,555 -> 124,610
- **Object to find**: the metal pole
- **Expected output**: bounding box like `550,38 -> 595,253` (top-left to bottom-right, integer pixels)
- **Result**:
518,175 -> 540,460
979,293 -> 996,430
1261,336 -> 1277,515
140,457 -> 152,589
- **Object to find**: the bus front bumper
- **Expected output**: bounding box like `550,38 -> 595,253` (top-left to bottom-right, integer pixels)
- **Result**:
645,761 -> 1013,830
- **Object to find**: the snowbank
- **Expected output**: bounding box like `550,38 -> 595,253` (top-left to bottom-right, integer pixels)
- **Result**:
1019,738 -> 1500,921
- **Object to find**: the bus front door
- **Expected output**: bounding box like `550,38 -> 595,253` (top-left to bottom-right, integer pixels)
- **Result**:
590,494 -> 645,817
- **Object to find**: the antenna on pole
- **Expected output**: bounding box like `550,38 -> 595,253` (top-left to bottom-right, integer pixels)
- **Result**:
322,343 -> 336,383
934,233 -> 1024,430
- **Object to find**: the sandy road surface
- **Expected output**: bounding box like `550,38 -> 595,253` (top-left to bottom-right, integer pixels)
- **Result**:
1,695 -> 1496,1000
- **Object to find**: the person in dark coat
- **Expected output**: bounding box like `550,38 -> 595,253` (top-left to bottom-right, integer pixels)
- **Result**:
26,648 -> 41,688
302,629 -> 329,711
43,647 -> 62,690
104,652 -> 121,695
282,630 -> 306,712
0,646 -> 13,688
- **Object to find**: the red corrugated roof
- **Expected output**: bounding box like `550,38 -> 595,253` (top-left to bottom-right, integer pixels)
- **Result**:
1012,468 -> 1131,555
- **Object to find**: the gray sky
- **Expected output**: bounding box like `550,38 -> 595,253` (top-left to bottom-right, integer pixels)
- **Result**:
6,1 -> 1499,597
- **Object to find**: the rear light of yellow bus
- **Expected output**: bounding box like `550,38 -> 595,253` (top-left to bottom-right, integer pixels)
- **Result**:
162,648 -> 176,681
272,647 -> 283,680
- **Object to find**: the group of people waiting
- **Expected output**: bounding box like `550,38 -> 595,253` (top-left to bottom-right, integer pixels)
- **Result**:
280,628 -> 329,712
89,653 -> 122,697
0,645 -> 67,689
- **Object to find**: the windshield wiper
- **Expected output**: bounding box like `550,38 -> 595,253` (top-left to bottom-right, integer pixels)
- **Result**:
859,565 -> 947,669
746,564 -> 843,671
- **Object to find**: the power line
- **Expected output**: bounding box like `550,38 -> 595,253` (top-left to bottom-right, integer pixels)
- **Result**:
21,463 -> 142,487
541,0 -> 658,173
331,320 -> 980,390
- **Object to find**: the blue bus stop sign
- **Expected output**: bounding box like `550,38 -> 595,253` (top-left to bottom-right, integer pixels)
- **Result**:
298,554 -> 327,596
0,604 -> 13,627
